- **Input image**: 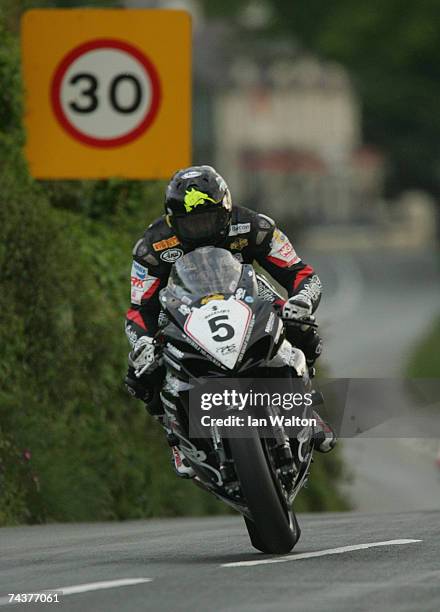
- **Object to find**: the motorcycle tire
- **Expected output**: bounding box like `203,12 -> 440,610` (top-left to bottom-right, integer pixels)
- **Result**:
229,430 -> 300,554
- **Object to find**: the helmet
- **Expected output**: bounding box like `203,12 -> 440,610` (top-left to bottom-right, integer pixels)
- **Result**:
165,165 -> 232,247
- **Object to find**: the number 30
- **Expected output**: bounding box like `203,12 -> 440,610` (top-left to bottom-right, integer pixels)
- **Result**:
69,72 -> 143,114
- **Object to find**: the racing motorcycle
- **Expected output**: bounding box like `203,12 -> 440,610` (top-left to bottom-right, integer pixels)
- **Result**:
153,246 -> 316,554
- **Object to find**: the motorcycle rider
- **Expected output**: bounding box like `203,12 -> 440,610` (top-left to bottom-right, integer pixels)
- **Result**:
124,165 -> 336,476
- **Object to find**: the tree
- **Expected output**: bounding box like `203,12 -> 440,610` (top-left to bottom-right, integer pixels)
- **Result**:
274,0 -> 440,197
200,0 -> 440,198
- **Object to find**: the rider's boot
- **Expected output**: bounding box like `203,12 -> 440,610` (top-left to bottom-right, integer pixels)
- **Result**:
307,389 -> 337,453
313,410 -> 337,453
145,396 -> 196,479
171,446 -> 195,479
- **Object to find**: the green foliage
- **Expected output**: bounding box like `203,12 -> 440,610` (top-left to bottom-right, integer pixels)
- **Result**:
0,433 -> 31,525
273,0 -> 440,196
407,316 -> 440,377
200,0 -> 440,198
0,0 -> 122,31
296,449 -> 350,512
0,20 -> 22,134
0,10 -> 226,524
0,142 -> 228,525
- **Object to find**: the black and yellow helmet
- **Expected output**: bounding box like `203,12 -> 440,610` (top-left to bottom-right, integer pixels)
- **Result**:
165,165 -> 232,247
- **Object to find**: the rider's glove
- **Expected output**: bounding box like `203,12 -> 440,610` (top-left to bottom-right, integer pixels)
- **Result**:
283,297 -> 321,366
282,296 -> 313,322
125,336 -> 156,401
128,336 -> 156,374
124,367 -> 154,402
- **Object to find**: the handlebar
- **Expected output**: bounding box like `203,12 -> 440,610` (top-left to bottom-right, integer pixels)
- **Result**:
282,317 -> 319,329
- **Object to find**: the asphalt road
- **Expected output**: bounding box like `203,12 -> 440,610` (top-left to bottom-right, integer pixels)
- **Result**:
308,246 -> 440,512
311,247 -> 440,378
1,246 -> 439,612
1,513 -> 438,611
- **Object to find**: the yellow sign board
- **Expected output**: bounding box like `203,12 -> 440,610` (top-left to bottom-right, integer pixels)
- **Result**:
21,9 -> 192,179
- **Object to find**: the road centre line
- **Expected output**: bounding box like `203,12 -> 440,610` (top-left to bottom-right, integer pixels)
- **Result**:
222,539 -> 422,567
0,578 -> 152,606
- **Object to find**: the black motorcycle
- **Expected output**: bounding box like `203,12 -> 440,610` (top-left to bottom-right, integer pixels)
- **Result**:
155,246 -> 316,554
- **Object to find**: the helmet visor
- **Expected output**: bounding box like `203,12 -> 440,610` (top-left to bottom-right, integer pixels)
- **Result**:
173,208 -> 229,243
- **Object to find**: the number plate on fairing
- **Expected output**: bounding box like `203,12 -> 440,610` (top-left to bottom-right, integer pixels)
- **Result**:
184,298 -> 253,369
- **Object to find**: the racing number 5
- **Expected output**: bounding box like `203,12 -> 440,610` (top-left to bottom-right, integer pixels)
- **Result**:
208,315 -> 234,342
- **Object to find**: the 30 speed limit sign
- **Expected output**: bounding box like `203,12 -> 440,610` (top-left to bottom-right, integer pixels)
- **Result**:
52,39 -> 161,148
21,10 -> 191,179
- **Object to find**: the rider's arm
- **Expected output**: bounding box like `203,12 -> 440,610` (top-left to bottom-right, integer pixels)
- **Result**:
253,215 -> 322,313
125,234 -> 169,347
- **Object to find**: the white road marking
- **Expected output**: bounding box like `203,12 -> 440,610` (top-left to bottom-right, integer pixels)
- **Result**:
222,539 -> 422,567
0,578 -> 152,606
52,577 -> 153,595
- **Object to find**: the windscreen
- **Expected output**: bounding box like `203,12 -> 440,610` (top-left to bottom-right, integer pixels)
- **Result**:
168,247 -> 242,300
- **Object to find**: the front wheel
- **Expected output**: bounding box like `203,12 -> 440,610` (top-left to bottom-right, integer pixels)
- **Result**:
228,430 -> 300,554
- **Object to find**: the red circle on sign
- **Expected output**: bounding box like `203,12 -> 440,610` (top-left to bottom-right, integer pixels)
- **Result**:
51,39 -> 161,148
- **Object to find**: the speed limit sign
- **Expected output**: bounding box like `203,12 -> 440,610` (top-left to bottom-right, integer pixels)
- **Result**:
51,39 -> 161,148
21,10 -> 191,179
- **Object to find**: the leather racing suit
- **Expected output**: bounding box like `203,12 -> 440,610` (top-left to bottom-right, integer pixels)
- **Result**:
125,205 -> 322,367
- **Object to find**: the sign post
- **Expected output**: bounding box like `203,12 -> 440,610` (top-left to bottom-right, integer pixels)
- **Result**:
21,10 -> 191,179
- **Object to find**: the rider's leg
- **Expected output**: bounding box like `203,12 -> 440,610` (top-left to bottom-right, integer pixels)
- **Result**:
285,325 -> 337,454
170,445 -> 195,478
312,410 -> 337,453
145,384 -> 195,479
308,388 -> 337,453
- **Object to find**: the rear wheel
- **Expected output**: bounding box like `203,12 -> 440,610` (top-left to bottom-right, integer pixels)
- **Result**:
229,430 -> 300,554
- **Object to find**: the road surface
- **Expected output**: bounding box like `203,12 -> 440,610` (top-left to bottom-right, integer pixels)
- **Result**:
1,246 -> 439,612
0,513 -> 438,611
309,246 -> 440,511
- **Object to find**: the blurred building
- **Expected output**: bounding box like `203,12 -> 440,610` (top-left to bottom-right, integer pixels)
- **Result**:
125,1 -> 437,245
215,55 -> 365,226
192,22 -> 387,229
